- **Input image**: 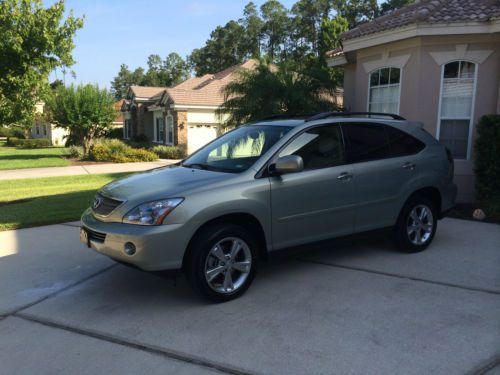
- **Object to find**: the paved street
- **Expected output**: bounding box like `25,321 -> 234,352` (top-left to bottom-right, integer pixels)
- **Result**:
0,218 -> 499,374
0,159 -> 180,180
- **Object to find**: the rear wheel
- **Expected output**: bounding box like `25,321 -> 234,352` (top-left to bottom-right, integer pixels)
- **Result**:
185,224 -> 258,302
394,195 -> 437,253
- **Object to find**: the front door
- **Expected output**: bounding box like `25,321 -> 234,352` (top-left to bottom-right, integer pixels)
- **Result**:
269,124 -> 357,250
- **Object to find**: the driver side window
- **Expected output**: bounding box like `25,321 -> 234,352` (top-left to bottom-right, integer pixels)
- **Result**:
279,125 -> 345,170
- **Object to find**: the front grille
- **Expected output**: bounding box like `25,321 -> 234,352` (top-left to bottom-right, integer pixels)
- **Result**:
86,227 -> 106,243
92,193 -> 123,216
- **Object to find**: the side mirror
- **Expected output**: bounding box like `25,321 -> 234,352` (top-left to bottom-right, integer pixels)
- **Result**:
270,155 -> 304,175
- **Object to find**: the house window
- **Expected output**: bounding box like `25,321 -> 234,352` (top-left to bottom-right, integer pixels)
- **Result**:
368,67 -> 401,114
42,124 -> 47,136
438,60 -> 477,159
166,115 -> 174,145
35,123 -> 40,135
124,119 -> 131,139
155,117 -> 165,143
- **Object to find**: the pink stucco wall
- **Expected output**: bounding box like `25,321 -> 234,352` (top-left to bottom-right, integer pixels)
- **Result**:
340,34 -> 500,202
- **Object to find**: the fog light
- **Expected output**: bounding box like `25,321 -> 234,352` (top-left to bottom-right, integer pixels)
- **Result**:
124,242 -> 136,256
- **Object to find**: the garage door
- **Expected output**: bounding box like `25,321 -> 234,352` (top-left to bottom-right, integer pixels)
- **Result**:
187,125 -> 218,155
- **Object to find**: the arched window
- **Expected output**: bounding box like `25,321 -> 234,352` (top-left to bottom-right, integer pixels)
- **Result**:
437,60 -> 477,159
368,67 -> 401,114
166,115 -> 174,145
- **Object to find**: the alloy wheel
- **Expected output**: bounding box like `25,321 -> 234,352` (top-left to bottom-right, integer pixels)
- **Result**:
204,237 -> 252,294
406,204 -> 434,245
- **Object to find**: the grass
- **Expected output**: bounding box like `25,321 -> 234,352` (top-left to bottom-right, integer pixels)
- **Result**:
0,146 -> 71,170
0,173 -> 130,231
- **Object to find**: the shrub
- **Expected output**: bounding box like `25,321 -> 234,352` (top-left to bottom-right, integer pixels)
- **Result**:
7,138 -> 51,148
105,127 -> 124,139
89,139 -> 157,163
133,133 -> 149,143
0,126 -> 25,138
474,114 -> 500,218
68,145 -> 84,158
123,148 -> 158,162
474,115 -> 500,200
151,145 -> 186,159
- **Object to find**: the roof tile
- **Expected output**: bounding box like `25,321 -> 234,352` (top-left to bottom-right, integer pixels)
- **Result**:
342,0 -> 500,41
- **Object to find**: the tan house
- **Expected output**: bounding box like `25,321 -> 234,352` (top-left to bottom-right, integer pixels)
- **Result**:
327,0 -> 500,202
122,60 -> 261,154
31,102 -> 68,146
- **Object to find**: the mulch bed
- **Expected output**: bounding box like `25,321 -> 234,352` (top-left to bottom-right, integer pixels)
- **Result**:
446,202 -> 500,225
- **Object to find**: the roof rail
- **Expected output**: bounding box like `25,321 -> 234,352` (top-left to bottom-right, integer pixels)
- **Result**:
258,113 -> 312,121
305,111 -> 406,122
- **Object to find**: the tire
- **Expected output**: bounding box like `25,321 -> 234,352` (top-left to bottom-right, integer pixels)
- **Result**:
394,195 -> 438,253
185,223 -> 259,302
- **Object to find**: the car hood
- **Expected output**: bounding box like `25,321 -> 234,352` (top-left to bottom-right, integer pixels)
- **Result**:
100,165 -> 232,203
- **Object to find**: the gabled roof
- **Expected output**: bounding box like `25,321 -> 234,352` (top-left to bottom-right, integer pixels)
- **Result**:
160,59 -> 259,108
126,59 -> 260,109
128,85 -> 166,99
342,0 -> 500,41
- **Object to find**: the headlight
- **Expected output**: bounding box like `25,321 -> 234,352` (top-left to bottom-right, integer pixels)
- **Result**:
123,198 -> 183,225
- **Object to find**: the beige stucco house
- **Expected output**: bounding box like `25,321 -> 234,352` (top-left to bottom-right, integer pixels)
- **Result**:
327,0 -> 500,202
122,60 -> 263,154
30,102 -> 68,146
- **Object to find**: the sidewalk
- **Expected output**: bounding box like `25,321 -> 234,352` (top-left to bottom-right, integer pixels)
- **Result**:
0,160 -> 180,180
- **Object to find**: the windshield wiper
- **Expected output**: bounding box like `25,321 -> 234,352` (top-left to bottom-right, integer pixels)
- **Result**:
182,163 -> 209,170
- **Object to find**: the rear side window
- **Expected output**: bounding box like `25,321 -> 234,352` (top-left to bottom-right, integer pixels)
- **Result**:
342,123 -> 390,163
385,126 -> 425,157
279,124 -> 345,170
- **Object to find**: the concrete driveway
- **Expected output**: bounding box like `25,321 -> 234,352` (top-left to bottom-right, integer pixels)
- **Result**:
1,218 -> 499,375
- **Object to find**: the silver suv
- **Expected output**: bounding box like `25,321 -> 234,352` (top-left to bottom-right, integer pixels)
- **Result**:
80,112 -> 457,302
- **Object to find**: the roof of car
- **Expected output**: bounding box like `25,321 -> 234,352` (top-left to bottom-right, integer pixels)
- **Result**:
251,119 -> 306,127
250,112 -> 409,127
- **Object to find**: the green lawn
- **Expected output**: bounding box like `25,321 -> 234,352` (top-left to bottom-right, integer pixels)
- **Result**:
0,146 -> 71,170
0,173 -> 130,231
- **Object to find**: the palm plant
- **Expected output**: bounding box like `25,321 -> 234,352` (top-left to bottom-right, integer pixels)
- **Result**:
216,59 -> 340,128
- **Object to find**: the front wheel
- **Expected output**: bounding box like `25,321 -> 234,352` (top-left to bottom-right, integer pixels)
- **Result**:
185,224 -> 258,302
394,196 -> 437,253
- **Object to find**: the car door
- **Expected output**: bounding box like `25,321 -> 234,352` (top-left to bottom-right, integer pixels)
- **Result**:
269,124 -> 357,250
341,122 -> 422,232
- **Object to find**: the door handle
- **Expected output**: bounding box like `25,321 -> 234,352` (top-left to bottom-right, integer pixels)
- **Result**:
337,172 -> 353,181
402,162 -> 416,170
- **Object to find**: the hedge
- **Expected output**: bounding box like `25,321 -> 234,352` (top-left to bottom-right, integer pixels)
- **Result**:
151,145 -> 186,159
7,137 -> 51,148
474,114 -> 500,218
89,139 -> 157,163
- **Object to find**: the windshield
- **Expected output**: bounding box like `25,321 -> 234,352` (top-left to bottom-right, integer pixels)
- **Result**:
182,125 -> 292,173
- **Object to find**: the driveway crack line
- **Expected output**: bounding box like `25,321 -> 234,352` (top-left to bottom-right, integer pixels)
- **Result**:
467,353 -> 500,375
295,258 -> 500,296
1,263 -> 117,318
14,312 -> 260,375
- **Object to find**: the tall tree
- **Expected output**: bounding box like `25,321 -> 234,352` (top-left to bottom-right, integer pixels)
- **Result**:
379,0 -> 414,15
238,2 -> 264,59
217,60 -> 339,127
46,84 -> 116,156
163,52 -> 190,86
333,0 -> 379,29
318,15 -> 349,58
189,21 -> 246,76
111,64 -> 135,99
0,0 -> 83,130
290,0 -> 332,57
260,0 -> 290,61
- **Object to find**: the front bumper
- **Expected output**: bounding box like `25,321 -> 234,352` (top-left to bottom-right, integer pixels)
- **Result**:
80,209 -> 191,271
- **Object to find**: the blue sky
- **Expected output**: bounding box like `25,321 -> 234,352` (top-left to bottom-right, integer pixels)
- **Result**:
48,0 -> 296,88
